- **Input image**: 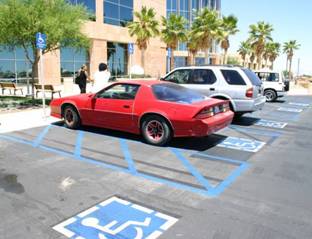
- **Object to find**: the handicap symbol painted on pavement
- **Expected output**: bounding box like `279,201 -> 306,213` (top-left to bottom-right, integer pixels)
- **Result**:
288,102 -> 310,107
217,136 -> 266,153
53,196 -> 178,239
277,107 -> 303,113
255,119 -> 287,129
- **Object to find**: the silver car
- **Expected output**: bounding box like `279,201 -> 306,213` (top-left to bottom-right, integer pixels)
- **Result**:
161,65 -> 266,117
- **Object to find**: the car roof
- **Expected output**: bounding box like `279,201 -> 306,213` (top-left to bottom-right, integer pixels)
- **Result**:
116,79 -> 166,86
172,65 -> 244,70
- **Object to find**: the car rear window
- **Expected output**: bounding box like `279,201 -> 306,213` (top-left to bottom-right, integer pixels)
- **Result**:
242,68 -> 262,86
221,70 -> 246,85
152,83 -> 206,104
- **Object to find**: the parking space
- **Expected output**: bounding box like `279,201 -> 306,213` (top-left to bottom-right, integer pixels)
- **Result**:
1,95 -> 312,238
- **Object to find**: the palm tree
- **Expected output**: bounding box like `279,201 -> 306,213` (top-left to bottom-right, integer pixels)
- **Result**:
249,21 -> 273,69
190,8 -> 221,64
187,33 -> 200,66
127,6 -> 159,74
237,41 -> 251,67
266,42 -> 280,69
161,14 -> 188,71
218,14 -> 239,64
283,40 -> 300,80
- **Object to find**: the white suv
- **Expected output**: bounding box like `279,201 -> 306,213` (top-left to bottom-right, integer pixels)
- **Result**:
254,69 -> 290,102
161,65 -> 266,117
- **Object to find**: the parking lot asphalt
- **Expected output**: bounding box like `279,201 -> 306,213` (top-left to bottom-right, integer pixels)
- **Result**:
0,95 -> 312,239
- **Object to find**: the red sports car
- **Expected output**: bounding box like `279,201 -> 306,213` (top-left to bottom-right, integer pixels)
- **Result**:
50,80 -> 234,146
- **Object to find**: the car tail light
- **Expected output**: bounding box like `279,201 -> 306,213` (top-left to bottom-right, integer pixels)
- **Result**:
246,87 -> 253,98
195,107 -> 214,119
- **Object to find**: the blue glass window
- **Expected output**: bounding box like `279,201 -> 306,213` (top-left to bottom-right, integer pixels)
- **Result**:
0,46 -> 33,81
104,0 -> 133,27
107,42 -> 128,77
60,47 -> 89,77
68,0 -> 96,20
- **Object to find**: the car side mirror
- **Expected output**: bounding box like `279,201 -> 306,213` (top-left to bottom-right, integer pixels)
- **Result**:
160,77 -> 164,81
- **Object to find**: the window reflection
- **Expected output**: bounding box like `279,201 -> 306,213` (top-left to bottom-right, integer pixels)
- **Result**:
104,0 -> 133,27
60,48 -> 89,77
68,0 -> 96,21
107,42 -> 128,77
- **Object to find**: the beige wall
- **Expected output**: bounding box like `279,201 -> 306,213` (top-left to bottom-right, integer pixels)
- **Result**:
43,0 -> 211,84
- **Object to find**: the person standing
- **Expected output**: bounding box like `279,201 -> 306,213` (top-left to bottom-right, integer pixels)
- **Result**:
77,64 -> 91,94
92,63 -> 111,93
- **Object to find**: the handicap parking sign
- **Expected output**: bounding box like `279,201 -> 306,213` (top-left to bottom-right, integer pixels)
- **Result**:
53,196 -> 178,239
218,136 -> 266,153
277,107 -> 303,113
255,119 -> 287,129
36,32 -> 47,49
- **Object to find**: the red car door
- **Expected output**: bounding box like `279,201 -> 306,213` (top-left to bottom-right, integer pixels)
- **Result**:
91,83 -> 140,131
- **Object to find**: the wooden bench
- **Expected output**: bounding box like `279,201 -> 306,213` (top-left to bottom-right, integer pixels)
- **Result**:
0,82 -> 24,95
35,84 -> 61,99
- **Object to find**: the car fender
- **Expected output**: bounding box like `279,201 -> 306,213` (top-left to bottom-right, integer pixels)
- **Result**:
61,100 -> 81,118
210,93 -> 237,112
138,111 -> 174,132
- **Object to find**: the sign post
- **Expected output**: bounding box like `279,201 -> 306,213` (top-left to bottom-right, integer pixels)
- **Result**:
128,43 -> 134,80
36,32 -> 47,118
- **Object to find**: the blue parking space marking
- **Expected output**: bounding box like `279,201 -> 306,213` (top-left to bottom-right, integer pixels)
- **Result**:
53,196 -> 178,239
277,107 -> 303,113
32,125 -> 52,147
217,136 -> 266,153
254,119 -> 287,129
288,102 -> 310,107
0,125 -> 250,197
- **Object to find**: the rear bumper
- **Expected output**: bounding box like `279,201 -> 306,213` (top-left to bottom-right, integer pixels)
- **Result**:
277,91 -> 287,98
174,111 -> 234,137
234,96 -> 266,113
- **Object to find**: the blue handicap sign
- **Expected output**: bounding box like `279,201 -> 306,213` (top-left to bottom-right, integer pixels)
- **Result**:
36,32 -> 47,49
128,43 -> 134,55
278,107 -> 303,113
218,136 -> 265,153
255,119 -> 287,129
53,196 -> 178,239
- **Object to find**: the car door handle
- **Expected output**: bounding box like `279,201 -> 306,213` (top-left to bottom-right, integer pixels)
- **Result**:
210,88 -> 215,91
123,105 -> 130,109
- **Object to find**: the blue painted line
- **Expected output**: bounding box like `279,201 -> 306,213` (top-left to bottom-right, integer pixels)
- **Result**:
0,135 -> 34,146
210,162 -> 249,196
1,132 -> 249,197
74,131 -> 84,158
120,139 -> 137,174
229,125 -> 282,137
193,152 -> 244,165
39,144 -> 131,174
170,147 -> 213,191
32,125 -> 52,147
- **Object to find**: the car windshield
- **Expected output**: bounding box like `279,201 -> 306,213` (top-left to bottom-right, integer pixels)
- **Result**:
242,68 -> 262,86
152,83 -> 206,104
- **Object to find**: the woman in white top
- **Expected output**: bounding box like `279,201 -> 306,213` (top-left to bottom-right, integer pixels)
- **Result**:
92,63 -> 111,93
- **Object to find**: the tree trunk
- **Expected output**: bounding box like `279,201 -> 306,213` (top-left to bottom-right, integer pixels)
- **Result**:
270,60 -> 274,70
205,49 -> 209,64
141,48 -> 145,75
170,50 -> 175,71
223,48 -> 228,65
257,55 -> 262,70
289,57 -> 294,83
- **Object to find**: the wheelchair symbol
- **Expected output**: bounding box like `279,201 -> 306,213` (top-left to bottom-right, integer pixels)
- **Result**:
82,216 -> 151,239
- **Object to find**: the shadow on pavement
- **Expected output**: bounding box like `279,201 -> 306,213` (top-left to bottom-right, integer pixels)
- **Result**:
232,116 -> 260,126
52,121 -> 226,152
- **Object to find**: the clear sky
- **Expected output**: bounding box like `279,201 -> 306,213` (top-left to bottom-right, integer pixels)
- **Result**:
222,0 -> 312,75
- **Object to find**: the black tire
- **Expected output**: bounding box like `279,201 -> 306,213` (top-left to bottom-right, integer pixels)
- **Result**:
234,112 -> 244,120
63,106 -> 80,129
264,89 -> 277,102
141,115 -> 172,146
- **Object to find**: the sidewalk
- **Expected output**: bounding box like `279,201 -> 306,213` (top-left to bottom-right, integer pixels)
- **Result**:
0,108 -> 58,133
287,81 -> 312,96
